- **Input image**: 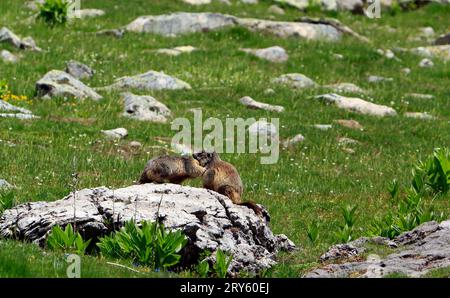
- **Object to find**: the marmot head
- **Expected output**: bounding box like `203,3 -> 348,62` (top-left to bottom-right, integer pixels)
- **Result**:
192,150 -> 219,167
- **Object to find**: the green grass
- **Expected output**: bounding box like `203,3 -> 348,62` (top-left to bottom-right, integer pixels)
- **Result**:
0,0 -> 449,277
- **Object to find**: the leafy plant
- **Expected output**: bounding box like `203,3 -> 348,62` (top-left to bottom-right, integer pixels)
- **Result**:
47,224 -> 91,255
412,148 -> 450,195
37,0 -> 70,25
388,179 -> 400,200
97,220 -> 188,270
196,259 -> 210,278
334,205 -> 358,243
213,249 -> 233,278
306,221 -> 319,243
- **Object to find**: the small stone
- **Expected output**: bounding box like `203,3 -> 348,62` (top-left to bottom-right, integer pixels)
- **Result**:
122,92 -> 171,123
129,141 -> 142,148
239,96 -> 284,113
0,179 -> 13,189
313,124 -> 333,130
264,88 -> 275,95
324,83 -> 365,94
283,134 -> 305,148
0,113 -> 39,120
101,128 -> 128,139
404,112 -> 435,120
65,60 -> 95,80
334,119 -> 363,130
75,9 -> 105,19
267,5 -> 285,15
401,68 -> 411,75
0,27 -> 41,51
405,93 -> 434,100
155,46 -> 197,56
420,27 -> 435,38
240,46 -> 288,63
337,137 -> 360,145
419,58 -> 433,68
272,73 -> 318,89
368,75 -> 394,83
0,50 -> 19,63
333,53 -> 344,59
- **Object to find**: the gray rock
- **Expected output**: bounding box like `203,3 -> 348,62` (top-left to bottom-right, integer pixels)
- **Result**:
101,128 -> 128,139
267,5 -> 285,15
434,33 -> 450,46
315,94 -> 397,117
155,46 -> 197,56
0,99 -> 32,114
240,46 -> 288,63
125,12 -> 238,36
323,83 -> 365,94
405,93 -> 434,100
96,29 -> 125,38
0,183 -> 295,274
274,0 -> 309,10
75,9 -> 105,19
0,27 -> 41,51
101,70 -> 191,91
129,141 -> 142,148
182,0 -> 211,4
36,70 -> 102,100
272,73 -> 318,89
122,92 -> 171,123
368,75 -> 394,83
0,50 -> 19,63
336,0 -> 364,12
334,119 -> 363,130
404,112 -> 435,120
410,45 -> 450,61
401,68 -> 411,75
283,134 -> 305,148
65,60 -> 95,80
419,58 -> 434,68
0,179 -> 13,189
0,113 -> 39,120
239,96 -> 284,113
305,220 -> 450,278
313,124 -> 333,130
337,137 -> 360,145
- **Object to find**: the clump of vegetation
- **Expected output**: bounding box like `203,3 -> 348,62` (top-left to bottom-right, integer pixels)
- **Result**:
0,80 -> 31,104
306,221 -> 320,244
97,220 -> 187,270
47,224 -> 91,255
368,148 -> 448,239
37,0 -> 70,26
334,205 -> 358,243
213,249 -> 233,278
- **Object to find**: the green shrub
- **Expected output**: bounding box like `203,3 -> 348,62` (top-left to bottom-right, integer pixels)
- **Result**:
97,220 -> 188,270
196,259 -> 210,278
213,249 -> 233,278
47,224 -> 91,254
334,205 -> 358,243
37,0 -> 69,25
412,148 -> 450,195
306,221 -> 319,244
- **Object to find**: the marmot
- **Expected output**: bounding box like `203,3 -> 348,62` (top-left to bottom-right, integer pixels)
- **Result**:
138,155 -> 205,184
192,151 -> 265,219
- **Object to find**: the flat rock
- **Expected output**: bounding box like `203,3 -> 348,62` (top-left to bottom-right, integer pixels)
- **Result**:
0,179 -> 13,189
239,96 -> 284,113
75,9 -> 105,19
240,46 -> 288,63
155,46 -> 197,56
334,119 -> 363,130
65,60 -> 95,80
125,12 -> 238,36
305,220 -> 450,277
182,0 -> 211,4
0,27 -> 41,51
36,70 -> 102,100
410,45 -> 450,61
0,99 -> 33,114
315,94 -> 397,117
0,113 -> 39,120
405,93 -> 434,100
272,73 -> 318,89
324,83 -> 365,94
268,5 -> 285,15
404,112 -> 435,120
283,134 -> 305,148
313,124 -> 333,130
419,58 -> 434,68
0,50 -> 19,63
101,128 -> 128,139
122,92 -> 171,123
368,75 -> 394,83
101,70 -> 191,91
337,137 -> 360,145
0,183 -> 295,274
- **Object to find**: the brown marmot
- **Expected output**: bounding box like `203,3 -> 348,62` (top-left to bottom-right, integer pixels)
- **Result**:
192,150 -> 265,219
138,155 -> 205,184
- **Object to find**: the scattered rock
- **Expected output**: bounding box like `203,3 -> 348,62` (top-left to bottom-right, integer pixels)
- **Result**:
0,27 -> 41,51
129,141 -> 142,149
268,5 -> 285,15
315,94 -> 397,117
0,179 -> 13,189
248,120 -> 278,140
65,60 -> 95,80
419,58 -> 434,68
240,0 -> 258,3
264,88 -> 275,95
305,220 -> 450,278
333,53 -> 344,59
182,0 -> 211,4
100,70 -> 191,91
324,83 -> 365,94
239,96 -> 284,113
274,0 -> 309,10
101,128 -> 128,139
410,45 -> 450,61
76,9 -> 106,19
434,33 -> 450,46
368,75 -> 394,83
272,73 -> 318,89
0,113 -> 39,120
0,50 -> 19,63
283,134 -> 305,148
36,70 -> 102,100
125,13 -> 238,36
313,124 -> 333,130
419,26 -> 435,38
122,92 -> 171,123
0,99 -> 33,114
155,46 -> 197,56
0,183 -> 295,274
334,119 -> 363,130
240,46 -> 288,63
96,29 -> 125,38
401,68 -> 411,75
405,93 -> 434,100
404,112 -> 435,120
337,137 -> 360,146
